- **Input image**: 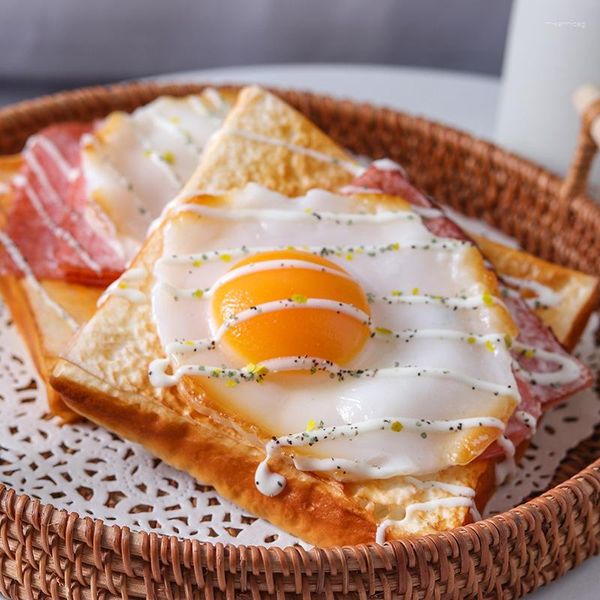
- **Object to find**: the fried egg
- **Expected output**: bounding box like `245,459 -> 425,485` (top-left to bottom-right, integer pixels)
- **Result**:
81,91 -> 230,259
150,183 -> 519,492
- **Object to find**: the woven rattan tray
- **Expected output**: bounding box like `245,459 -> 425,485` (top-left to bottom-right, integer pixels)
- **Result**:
0,82 -> 599,599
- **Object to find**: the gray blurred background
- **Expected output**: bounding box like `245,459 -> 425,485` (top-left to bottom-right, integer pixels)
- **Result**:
0,0 -> 512,106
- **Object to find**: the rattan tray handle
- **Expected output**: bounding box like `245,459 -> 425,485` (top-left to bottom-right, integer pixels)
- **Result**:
561,83 -> 600,198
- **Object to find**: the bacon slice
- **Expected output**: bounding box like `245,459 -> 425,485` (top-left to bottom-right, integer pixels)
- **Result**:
2,124 -> 124,285
349,164 -> 593,456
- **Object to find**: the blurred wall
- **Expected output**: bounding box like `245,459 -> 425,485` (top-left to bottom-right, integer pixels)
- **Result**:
0,0 -> 512,102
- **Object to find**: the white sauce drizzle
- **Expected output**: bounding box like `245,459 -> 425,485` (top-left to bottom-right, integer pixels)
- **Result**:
29,135 -> 79,182
188,95 -> 211,117
219,128 -> 365,176
502,275 -> 562,309
494,435 -> 517,485
179,258 -> 354,298
159,299 -> 370,356
214,297 -> 370,333
413,206 -> 445,219
397,476 -> 476,498
512,341 -> 582,385
496,434 -> 516,458
167,326 -> 507,355
0,231 -> 77,330
156,239 -> 469,268
255,416 -> 506,498
339,185 -> 384,195
174,202 -> 420,224
514,410 -> 537,435
149,353 -> 518,400
203,87 -> 228,113
375,476 -> 480,542
144,150 -> 183,187
24,152 -> 68,211
82,133 -> 152,222
97,267 -> 146,306
13,175 -> 101,272
376,497 -> 474,543
371,158 -> 407,174
153,115 -> 203,156
383,292 -> 503,310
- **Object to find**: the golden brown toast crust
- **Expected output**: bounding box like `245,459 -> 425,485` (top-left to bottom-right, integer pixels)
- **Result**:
52,358 -> 379,546
474,235 -> 599,350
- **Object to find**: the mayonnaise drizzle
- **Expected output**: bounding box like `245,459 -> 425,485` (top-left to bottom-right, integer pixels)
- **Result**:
218,128 -> 365,176
371,158 -> 407,174
376,497 -> 474,543
382,292 -> 504,310
404,476 -> 476,498
165,305 -> 508,357
203,87 -> 228,113
149,353 -> 518,401
156,239 -> 469,267
24,152 -> 67,211
174,202 -> 421,224
97,267 -> 146,306
153,115 -> 204,156
494,434 -> 517,484
514,410 -> 538,434
502,275 -> 562,309
512,342 -> 582,385
496,434 -> 516,458
374,476 -> 479,542
339,185 -> 384,195
254,416 -> 506,498
82,134 -> 152,222
144,150 -> 183,187
29,135 -> 79,182
0,231 -> 77,330
164,258 -> 355,299
13,175 -> 102,272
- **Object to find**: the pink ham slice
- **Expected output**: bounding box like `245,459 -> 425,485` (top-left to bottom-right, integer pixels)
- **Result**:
348,165 -> 593,457
2,123 -> 124,286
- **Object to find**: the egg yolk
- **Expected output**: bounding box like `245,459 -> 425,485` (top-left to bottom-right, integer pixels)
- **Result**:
211,250 -> 371,365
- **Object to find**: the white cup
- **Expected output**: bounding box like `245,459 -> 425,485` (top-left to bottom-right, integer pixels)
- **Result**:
495,0 -> 600,196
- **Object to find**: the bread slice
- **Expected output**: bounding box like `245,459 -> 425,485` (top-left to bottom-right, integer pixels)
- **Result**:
473,235 -> 599,351
0,90 -> 237,420
50,86 -> 578,545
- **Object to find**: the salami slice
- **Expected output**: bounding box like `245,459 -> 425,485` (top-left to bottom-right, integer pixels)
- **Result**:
2,124 -> 124,285
348,164 -> 593,457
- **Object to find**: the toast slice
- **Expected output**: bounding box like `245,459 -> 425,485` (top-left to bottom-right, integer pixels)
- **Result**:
0,90 -> 236,420
472,235 -> 599,351
50,87 -> 592,545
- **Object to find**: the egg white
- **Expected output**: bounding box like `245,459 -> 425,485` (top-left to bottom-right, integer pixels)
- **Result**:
151,184 -> 518,478
81,92 -> 228,259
